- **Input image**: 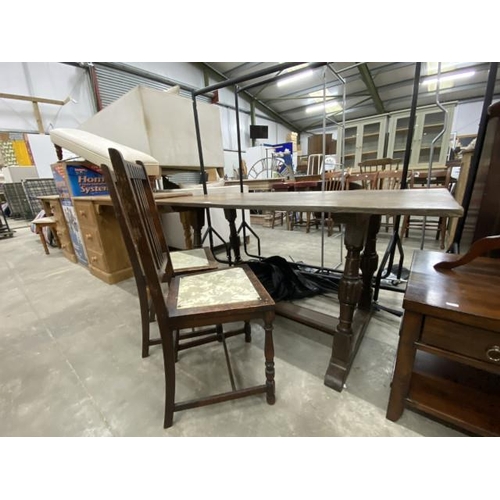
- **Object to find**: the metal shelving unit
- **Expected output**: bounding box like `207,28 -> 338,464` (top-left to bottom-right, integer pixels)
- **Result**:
0,204 -> 14,239
3,182 -> 32,219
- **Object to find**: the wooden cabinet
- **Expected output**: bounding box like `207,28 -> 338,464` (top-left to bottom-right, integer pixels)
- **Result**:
307,134 -> 336,155
446,151 -> 473,249
338,105 -> 455,171
338,117 -> 388,170
459,101 -> 500,253
386,250 -> 500,436
73,198 -> 133,284
387,105 -> 455,167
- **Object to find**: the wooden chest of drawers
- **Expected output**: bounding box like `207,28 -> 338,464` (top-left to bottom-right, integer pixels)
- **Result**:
386,250 -> 500,436
73,198 -> 133,284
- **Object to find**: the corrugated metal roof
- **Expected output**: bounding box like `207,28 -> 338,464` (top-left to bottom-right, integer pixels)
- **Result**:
204,62 -> 499,132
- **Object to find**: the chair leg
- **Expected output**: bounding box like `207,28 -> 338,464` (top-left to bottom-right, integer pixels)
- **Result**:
138,287 -> 151,358
439,217 -> 447,250
401,215 -> 409,239
37,226 -> 50,255
264,315 -> 275,405
327,213 -> 333,237
244,321 -> 252,343
162,333 -> 176,429
216,324 -> 224,342
50,226 -> 61,248
174,330 -> 180,362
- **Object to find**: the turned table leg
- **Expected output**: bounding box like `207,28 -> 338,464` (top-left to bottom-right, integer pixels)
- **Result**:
324,214 -> 370,391
193,209 -> 206,249
181,208 -> 205,249
359,215 -> 381,310
179,211 -> 193,250
223,208 -> 242,263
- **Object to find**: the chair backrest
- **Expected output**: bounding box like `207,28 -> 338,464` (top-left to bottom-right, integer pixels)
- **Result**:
324,170 -> 346,191
307,154 -> 324,175
345,172 -> 379,190
104,148 -> 175,294
410,167 -> 452,190
358,157 -> 400,173
103,148 -> 177,384
101,160 -> 150,299
272,182 -> 294,192
375,169 -> 403,190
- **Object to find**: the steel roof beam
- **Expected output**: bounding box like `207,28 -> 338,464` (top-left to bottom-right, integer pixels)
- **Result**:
238,62 -> 328,92
200,63 -> 301,131
193,62 -> 303,96
357,63 -> 386,114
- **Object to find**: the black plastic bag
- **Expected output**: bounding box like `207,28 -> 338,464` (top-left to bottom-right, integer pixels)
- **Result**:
247,256 -> 339,302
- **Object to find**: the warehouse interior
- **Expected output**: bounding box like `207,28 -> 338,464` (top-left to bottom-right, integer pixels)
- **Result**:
1,58 -> 497,497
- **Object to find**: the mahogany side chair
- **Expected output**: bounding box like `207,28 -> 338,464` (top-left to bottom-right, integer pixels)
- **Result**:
103,148 -> 276,428
102,158 -> 250,360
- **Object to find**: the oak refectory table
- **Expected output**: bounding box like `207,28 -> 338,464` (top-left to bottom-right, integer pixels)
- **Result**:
156,188 -> 463,392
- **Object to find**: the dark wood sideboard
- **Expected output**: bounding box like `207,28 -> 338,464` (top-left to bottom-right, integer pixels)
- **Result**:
459,101 -> 500,253
386,250 -> 500,436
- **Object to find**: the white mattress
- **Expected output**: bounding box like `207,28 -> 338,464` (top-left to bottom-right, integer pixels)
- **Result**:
49,128 -> 160,177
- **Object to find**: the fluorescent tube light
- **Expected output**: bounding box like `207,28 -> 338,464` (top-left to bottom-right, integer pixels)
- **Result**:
423,71 -> 475,86
277,69 -> 314,87
306,101 -> 341,114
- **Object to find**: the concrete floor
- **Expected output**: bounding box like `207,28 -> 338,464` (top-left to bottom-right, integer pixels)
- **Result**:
0,216 -> 465,437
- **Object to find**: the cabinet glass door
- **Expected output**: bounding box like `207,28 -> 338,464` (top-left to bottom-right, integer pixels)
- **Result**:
392,116 -> 410,162
343,125 -> 357,169
418,111 -> 446,165
360,122 -> 381,163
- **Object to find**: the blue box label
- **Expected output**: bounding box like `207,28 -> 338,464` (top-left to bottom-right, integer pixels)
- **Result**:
66,165 -> 109,196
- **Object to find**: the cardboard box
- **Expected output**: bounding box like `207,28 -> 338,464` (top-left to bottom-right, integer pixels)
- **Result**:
65,164 -> 108,196
308,135 -> 336,155
51,160 -> 108,266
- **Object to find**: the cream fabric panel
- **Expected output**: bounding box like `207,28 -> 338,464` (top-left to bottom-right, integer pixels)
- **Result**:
78,86 -> 224,170
142,87 -> 224,169
78,87 -> 151,156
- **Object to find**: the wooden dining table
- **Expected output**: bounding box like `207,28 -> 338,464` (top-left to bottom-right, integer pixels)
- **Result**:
156,188 -> 463,392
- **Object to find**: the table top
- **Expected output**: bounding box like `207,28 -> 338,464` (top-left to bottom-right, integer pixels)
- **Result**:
155,188 -> 464,217
224,174 -> 321,187
405,250 -> 500,323
39,192 -> 193,206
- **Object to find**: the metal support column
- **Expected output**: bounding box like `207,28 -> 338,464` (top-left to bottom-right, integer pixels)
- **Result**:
452,62 -> 499,252
372,62 -> 422,316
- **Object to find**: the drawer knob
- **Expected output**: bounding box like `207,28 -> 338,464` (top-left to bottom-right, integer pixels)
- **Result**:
91,256 -> 98,263
79,210 -> 86,217
86,233 -> 93,240
486,345 -> 500,363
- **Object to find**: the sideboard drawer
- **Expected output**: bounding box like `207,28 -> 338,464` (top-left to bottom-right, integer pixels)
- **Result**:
86,249 -> 108,271
421,316 -> 500,367
73,200 -> 98,227
81,227 -> 104,254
